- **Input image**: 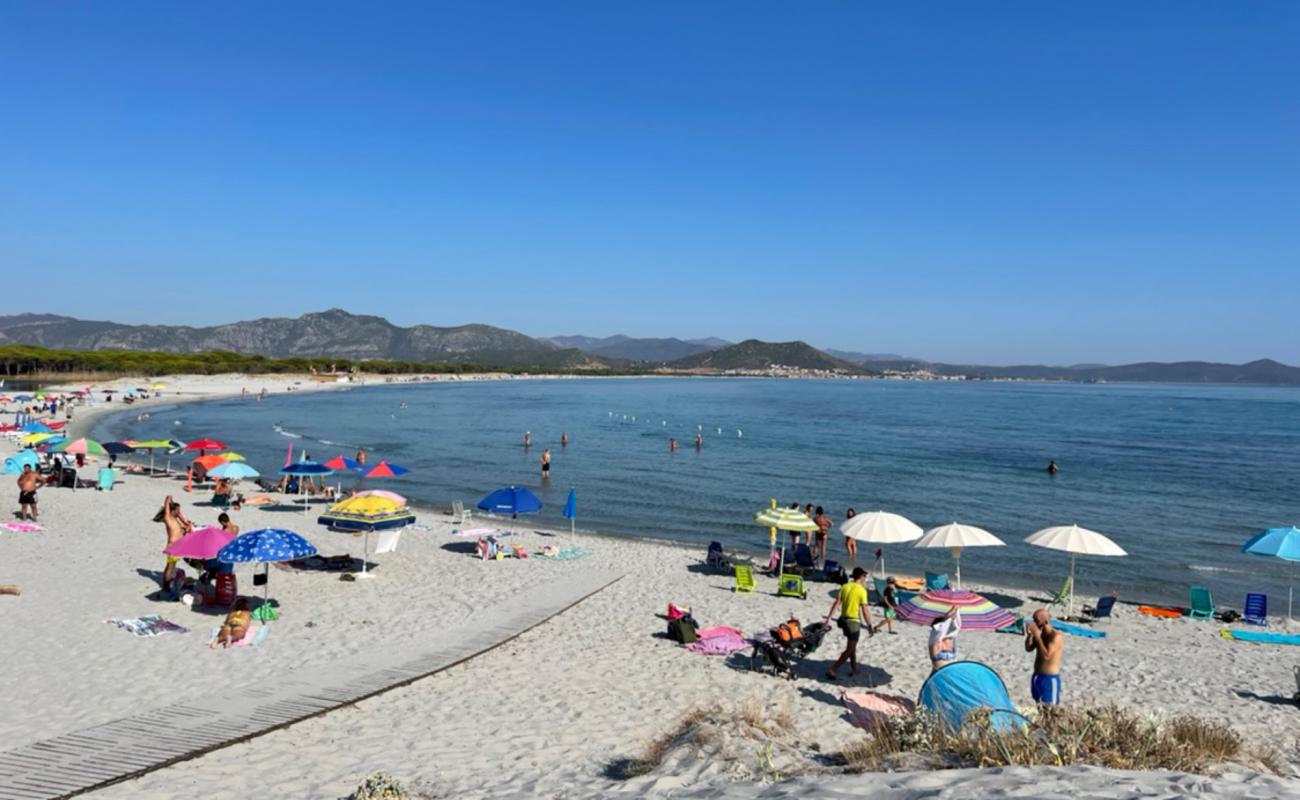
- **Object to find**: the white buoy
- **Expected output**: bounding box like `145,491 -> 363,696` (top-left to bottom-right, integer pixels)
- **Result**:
737,429 -> 743,437
717,427 -> 722,434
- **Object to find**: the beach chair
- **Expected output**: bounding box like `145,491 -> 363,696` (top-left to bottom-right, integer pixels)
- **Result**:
1082,593 -> 1117,622
733,564 -> 755,593
778,572 -> 808,600
794,544 -> 815,570
97,468 -> 116,491
706,541 -> 731,570
925,571 -> 949,591
1243,593 -> 1268,626
1045,576 -> 1073,608
450,500 -> 469,524
1188,586 -> 1215,620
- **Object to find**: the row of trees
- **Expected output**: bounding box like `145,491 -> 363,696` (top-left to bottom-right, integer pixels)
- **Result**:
0,345 -> 579,377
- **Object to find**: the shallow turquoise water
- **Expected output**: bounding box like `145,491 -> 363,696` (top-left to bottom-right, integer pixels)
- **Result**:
94,378 -> 1300,606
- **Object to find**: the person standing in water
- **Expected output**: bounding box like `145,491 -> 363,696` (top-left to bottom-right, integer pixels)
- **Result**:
561,432 -> 568,447
540,448 -> 551,478
843,507 -> 858,562
524,431 -> 532,448
669,437 -> 677,452
1047,460 -> 1059,475
694,432 -> 702,449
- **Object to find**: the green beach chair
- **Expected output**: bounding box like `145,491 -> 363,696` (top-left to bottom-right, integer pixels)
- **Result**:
1046,576 -> 1073,608
733,564 -> 755,593
1188,586 -> 1215,620
778,572 -> 807,600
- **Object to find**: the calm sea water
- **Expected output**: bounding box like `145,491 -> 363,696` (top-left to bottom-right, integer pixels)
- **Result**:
92,378 -> 1300,606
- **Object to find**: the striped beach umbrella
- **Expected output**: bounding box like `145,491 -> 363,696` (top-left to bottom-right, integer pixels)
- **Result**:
753,507 -> 819,532
53,438 -> 108,457
896,588 -> 1018,631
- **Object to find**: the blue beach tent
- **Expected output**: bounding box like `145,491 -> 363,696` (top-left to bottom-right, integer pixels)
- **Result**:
917,661 -> 1023,733
2,450 -> 39,475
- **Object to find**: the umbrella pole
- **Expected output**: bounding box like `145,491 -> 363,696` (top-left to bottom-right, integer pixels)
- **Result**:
1068,553 -> 1077,620
359,531 -> 372,579
1291,561 -> 1295,623
263,563 -> 270,620
954,551 -> 962,590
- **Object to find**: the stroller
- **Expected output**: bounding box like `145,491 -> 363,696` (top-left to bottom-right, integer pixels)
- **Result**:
749,618 -> 831,679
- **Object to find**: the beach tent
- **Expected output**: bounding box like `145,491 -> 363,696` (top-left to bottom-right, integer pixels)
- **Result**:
918,661 -> 1022,733
2,450 -> 39,475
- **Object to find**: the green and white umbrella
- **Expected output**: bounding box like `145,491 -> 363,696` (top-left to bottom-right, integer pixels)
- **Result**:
754,506 -> 818,577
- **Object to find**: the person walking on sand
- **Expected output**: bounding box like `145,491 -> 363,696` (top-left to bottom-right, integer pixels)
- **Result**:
16,464 -> 40,522
825,567 -> 873,680
929,605 -> 961,672
873,576 -> 899,635
540,448 -> 551,478
1024,608 -> 1064,704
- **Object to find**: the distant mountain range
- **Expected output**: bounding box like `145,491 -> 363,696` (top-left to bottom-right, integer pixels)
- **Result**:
2,310 -> 1298,383
541,334 -> 727,363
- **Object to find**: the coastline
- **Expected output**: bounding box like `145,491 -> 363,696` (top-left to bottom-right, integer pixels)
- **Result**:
4,374 -> 1300,798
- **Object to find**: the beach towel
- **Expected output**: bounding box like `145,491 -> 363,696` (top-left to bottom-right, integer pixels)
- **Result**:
540,546 -> 591,560
1138,606 -> 1183,619
1219,629 -> 1300,646
1052,619 -> 1106,639
105,615 -> 189,637
206,624 -> 269,649
843,691 -> 916,730
686,628 -> 749,655
2,522 -> 44,532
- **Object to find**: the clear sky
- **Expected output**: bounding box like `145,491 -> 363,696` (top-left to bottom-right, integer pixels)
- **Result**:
1,3 -> 1296,365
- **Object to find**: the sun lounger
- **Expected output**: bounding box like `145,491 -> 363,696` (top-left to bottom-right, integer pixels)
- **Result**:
1188,586 -> 1215,620
1082,593 -> 1117,622
1243,593 -> 1268,626
733,564 -> 755,593
1045,576 -> 1073,608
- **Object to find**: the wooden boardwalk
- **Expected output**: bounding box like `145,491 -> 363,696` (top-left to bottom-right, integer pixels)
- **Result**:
0,572 -> 623,800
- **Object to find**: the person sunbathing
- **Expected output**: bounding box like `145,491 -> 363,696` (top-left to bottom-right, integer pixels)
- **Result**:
212,598 -> 252,649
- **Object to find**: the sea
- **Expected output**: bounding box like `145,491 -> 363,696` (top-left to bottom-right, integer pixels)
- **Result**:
90,377 -> 1300,607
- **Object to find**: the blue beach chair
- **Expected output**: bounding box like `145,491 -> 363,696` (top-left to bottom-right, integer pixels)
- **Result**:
1244,593 -> 1268,626
794,544 -> 815,570
925,571 -> 949,591
1082,594 -> 1117,622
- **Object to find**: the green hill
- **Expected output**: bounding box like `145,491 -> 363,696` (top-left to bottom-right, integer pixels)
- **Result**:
666,340 -> 860,373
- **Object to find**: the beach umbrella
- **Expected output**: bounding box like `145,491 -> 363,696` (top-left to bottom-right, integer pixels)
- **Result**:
131,439 -> 175,474
163,525 -> 235,559
913,523 -> 1005,589
1024,525 -> 1127,618
562,487 -> 577,541
896,588 -> 1018,631
208,461 -> 260,481
20,422 -> 52,434
1242,526 -> 1300,620
318,495 -> 416,579
103,442 -> 136,455
755,505 -> 819,577
19,432 -> 59,446
842,511 -> 923,575
323,455 -> 362,471
217,528 -> 317,620
355,489 -> 408,505
184,438 -> 227,453
357,460 -> 409,479
478,486 -> 542,518
219,452 -> 246,462
281,459 -> 335,515
53,438 -> 108,457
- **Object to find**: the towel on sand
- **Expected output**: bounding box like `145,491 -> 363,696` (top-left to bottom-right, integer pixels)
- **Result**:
844,691 -> 916,730
106,615 -> 189,637
2,522 -> 43,532
1052,619 -> 1106,638
687,627 -> 749,655
206,623 -> 269,649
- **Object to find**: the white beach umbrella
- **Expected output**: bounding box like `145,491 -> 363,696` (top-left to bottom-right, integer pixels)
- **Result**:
913,522 -> 1005,589
1025,524 -> 1126,618
841,511 -> 923,575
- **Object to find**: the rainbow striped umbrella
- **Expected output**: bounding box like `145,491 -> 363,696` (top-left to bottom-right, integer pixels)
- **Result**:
896,589 -> 1017,631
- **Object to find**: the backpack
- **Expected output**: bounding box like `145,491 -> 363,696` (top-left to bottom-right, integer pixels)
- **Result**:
774,618 -> 803,644
668,615 -> 698,644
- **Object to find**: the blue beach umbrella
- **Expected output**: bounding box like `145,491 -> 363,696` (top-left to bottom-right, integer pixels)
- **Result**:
21,422 -> 52,434
562,487 -> 577,540
1242,526 -> 1300,620
218,528 -> 318,620
478,486 -> 543,518
280,459 -> 336,515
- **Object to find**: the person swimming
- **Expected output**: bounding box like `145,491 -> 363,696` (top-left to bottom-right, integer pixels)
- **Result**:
1047,460 -> 1059,475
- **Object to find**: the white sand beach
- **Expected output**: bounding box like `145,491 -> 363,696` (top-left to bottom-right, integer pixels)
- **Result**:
3,377 -> 1300,799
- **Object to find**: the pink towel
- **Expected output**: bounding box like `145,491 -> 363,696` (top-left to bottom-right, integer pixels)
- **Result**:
687,629 -> 749,655
695,626 -> 744,639
843,691 -> 915,730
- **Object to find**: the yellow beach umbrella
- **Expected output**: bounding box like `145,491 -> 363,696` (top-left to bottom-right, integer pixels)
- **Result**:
219,452 -> 247,462
20,432 -> 60,445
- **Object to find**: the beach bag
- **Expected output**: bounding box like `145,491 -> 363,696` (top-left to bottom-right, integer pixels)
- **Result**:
775,618 -> 803,644
668,617 -> 698,644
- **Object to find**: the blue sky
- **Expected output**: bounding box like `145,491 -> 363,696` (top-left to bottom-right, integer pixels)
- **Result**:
1,3 -> 1296,365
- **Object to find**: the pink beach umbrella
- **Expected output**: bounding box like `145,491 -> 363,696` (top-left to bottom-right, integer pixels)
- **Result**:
163,525 -> 235,559
354,489 -> 408,505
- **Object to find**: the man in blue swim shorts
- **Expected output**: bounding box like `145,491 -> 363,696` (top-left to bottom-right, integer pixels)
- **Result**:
1024,608 -> 1063,705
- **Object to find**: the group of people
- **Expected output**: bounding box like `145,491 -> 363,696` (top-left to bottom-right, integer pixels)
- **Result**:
156,494 -> 251,649
823,568 -> 1065,705
783,502 -> 837,565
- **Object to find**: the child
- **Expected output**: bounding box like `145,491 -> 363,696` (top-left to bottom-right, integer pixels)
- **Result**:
873,576 -> 899,634
212,598 -> 252,649
928,606 -> 961,672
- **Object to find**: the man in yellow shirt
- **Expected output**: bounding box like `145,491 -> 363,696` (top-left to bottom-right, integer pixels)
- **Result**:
825,567 -> 873,680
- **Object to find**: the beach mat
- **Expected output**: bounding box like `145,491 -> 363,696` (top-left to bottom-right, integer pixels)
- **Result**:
844,691 -> 915,731
105,615 -> 189,637
1219,629 -> 1300,646
207,623 -> 268,648
1138,605 -> 1183,618
2,522 -> 44,532
1052,619 -> 1106,638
